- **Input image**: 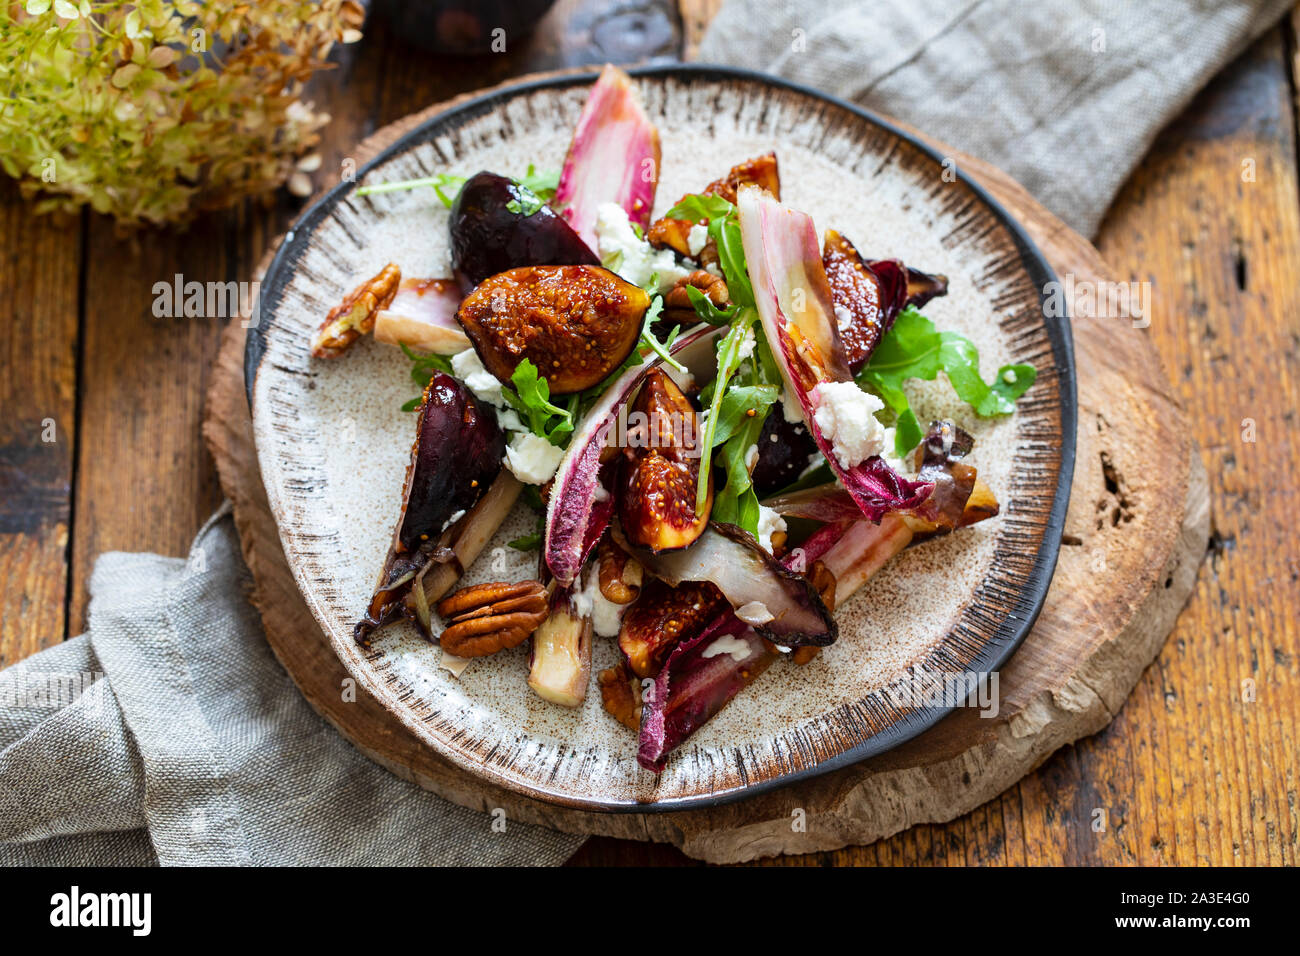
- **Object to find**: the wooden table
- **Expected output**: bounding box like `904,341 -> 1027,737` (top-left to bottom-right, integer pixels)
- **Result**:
1,0 -> 1295,866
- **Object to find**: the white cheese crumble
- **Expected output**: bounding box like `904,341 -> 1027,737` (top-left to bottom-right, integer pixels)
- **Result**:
572,570 -> 626,638
811,381 -> 886,469
754,504 -> 786,555
594,202 -> 692,294
450,348 -> 505,408
687,223 -> 709,257
734,601 -> 775,626
781,387 -> 804,424
505,432 -> 565,485
701,633 -> 752,663
744,443 -> 760,472
736,326 -> 756,361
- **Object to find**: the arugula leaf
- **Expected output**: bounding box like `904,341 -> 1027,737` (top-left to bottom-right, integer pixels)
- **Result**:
504,359 -> 575,447
355,166 -> 560,210
401,343 -> 455,411
694,310 -> 757,514
684,284 -> 734,325
708,384 -> 779,448
666,194 -> 754,307
355,173 -> 468,206
505,182 -> 548,216
857,306 -> 1037,456
507,532 -> 542,552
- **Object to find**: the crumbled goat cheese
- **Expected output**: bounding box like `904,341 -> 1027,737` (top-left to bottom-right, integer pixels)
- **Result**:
594,202 -> 691,294
701,633 -> 753,663
736,326 -> 756,361
755,504 -> 786,555
450,348 -> 505,408
687,223 -> 710,257
834,303 -> 855,331
505,432 -> 565,485
781,387 -> 804,424
440,509 -> 466,532
811,381 -> 886,469
734,601 -> 775,626
570,571 -> 625,638
744,443 -> 760,471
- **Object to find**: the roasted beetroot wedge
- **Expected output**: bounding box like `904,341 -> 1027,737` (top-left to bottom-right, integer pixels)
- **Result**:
457,265 -> 648,395
647,152 -> 781,259
554,65 -> 661,251
355,372 -> 505,643
449,171 -> 598,288
618,369 -> 711,553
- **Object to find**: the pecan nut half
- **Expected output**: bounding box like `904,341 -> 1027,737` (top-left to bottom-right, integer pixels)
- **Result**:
597,536 -> 643,605
435,580 -> 549,657
311,262 -> 400,358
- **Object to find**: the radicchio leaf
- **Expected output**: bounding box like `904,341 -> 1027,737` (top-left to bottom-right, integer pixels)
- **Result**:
553,65 -> 661,252
544,325 -> 719,586
736,186 -> 932,523
637,614 -> 776,772
632,522 -> 836,646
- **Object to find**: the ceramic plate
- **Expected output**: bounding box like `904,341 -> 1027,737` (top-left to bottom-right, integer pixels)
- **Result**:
246,66 -> 1076,811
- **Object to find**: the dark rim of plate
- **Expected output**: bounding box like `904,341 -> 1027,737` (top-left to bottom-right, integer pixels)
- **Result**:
245,63 -> 1077,813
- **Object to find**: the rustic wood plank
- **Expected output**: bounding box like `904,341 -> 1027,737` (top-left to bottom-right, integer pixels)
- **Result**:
0,182 -> 81,662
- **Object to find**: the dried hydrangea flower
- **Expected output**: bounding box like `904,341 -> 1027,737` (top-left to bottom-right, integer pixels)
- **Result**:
0,0 -> 366,226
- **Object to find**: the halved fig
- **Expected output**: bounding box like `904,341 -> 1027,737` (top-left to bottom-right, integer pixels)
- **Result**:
449,172 -> 598,289
355,373 -> 505,643
822,230 -> 905,372
617,368 -> 711,553
457,265 -> 649,395
618,577 -> 728,679
898,263 -> 949,310
544,324 -> 721,587
648,153 -> 781,260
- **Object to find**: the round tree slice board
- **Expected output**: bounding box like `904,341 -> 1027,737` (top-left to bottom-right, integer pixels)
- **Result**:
203,75 -> 1208,863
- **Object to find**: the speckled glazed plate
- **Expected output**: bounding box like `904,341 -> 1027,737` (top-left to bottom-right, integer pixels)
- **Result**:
246,66 -> 1076,811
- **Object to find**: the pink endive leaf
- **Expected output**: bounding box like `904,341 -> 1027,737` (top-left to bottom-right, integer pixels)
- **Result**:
544,325 -> 719,587
553,65 -> 662,251
737,186 -> 932,521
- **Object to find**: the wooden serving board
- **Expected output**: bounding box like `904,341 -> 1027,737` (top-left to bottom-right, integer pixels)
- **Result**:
203,76 -> 1208,863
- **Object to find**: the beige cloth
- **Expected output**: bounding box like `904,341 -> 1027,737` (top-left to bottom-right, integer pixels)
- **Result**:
697,0 -> 1290,237
0,508 -> 582,866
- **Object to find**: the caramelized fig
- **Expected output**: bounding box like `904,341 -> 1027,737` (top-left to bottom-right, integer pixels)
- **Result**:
750,409 -> 818,498
449,171 -> 598,288
456,265 -> 648,395
617,369 -> 711,553
822,230 -> 905,372
618,577 -> 728,679
648,153 -> 781,260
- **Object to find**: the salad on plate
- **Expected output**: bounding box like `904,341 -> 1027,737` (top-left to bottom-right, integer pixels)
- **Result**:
309,65 -> 1035,771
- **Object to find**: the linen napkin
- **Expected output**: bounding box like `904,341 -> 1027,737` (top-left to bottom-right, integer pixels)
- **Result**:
696,0 -> 1290,237
0,507 -> 582,866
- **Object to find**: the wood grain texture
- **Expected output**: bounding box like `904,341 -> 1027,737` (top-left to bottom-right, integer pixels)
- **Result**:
207,68 -> 1205,860
0,182 -> 80,665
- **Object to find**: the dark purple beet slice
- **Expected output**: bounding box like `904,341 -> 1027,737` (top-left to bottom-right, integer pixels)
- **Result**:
750,409 -> 818,499
355,372 -> 504,642
449,171 -> 598,289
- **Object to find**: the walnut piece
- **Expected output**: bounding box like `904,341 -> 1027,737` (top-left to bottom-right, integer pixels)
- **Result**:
435,580 -> 549,658
310,263 -> 400,358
